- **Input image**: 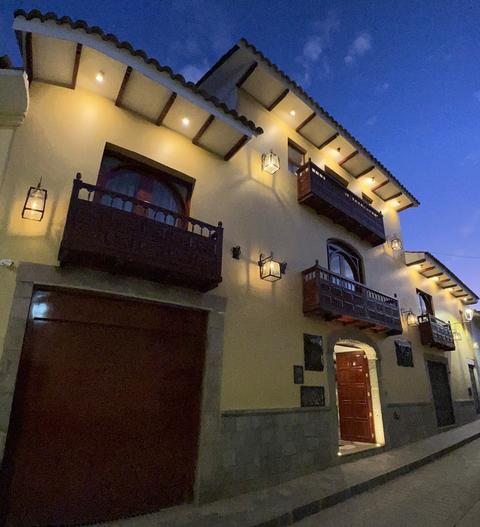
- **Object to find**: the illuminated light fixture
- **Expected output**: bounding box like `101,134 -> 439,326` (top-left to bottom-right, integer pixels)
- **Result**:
402,309 -> 417,327
261,150 -> 280,175
394,199 -> 401,207
95,71 -> 104,83
22,178 -> 47,221
452,328 -> 462,342
473,341 -> 479,350
258,252 -> 287,282
433,276 -> 440,281
181,117 -> 190,127
389,235 -> 403,252
289,110 -> 296,116
464,307 -> 474,322
367,176 -> 375,186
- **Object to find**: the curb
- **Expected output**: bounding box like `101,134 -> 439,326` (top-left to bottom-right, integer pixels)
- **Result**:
255,429 -> 480,527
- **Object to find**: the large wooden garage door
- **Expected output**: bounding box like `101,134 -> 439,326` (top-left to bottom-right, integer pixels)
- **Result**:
336,351 -> 375,443
427,360 -> 455,428
0,289 -> 207,526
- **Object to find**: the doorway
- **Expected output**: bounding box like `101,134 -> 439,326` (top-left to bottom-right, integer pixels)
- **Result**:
468,363 -> 480,414
427,360 -> 455,427
0,289 -> 208,526
334,341 -> 385,456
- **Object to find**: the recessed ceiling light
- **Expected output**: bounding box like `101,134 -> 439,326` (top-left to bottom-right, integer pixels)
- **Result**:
433,276 -> 440,281
367,176 -> 375,185
95,71 -> 104,83
182,117 -> 190,126
289,110 -> 296,116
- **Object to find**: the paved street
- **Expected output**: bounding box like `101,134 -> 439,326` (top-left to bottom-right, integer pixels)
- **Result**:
298,438 -> 480,527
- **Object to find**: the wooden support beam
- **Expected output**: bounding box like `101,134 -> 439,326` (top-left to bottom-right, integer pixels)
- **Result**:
224,135 -> 249,161
115,66 -> 132,107
419,265 -> 436,274
371,179 -> 390,192
25,32 -> 33,83
317,132 -> 339,150
267,89 -> 289,111
192,115 -> 215,146
339,150 -> 358,167
441,284 -> 457,289
296,112 -> 316,133
454,293 -> 469,298
426,271 -> 444,278
355,166 -> 375,179
71,43 -> 82,89
396,202 -> 415,213
236,62 -> 258,88
405,257 -> 426,267
156,92 -> 177,126
385,191 -> 403,202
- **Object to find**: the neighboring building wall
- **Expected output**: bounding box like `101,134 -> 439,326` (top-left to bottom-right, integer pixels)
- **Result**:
0,80 -> 478,500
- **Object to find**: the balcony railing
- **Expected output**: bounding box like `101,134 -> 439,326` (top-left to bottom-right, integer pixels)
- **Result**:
418,314 -> 455,351
297,160 -> 386,246
302,262 -> 402,335
58,175 -> 223,291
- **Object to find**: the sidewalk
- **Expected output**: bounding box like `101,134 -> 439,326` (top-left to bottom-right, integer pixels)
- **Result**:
100,419 -> 480,527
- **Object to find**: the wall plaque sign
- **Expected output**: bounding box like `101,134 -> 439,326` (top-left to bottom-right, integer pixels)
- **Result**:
293,365 -> 304,384
304,334 -> 324,371
395,340 -> 414,367
301,386 -> 325,407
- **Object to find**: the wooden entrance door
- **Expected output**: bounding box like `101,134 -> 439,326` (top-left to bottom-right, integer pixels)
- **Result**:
336,351 -> 375,443
427,360 -> 455,427
0,289 -> 207,526
468,364 -> 480,414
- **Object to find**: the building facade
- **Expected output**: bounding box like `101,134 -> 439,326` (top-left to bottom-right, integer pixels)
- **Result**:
0,9 -> 478,526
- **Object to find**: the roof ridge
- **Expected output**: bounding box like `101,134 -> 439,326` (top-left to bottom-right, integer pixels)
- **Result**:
13,9 -> 263,135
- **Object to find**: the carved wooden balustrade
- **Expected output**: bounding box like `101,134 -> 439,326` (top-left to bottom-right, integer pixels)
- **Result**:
418,313 -> 455,351
58,175 -> 223,291
302,262 -> 402,335
297,160 -> 386,246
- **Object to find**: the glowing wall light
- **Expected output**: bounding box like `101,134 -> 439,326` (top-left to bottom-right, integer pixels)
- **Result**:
464,307 -> 474,322
22,178 -> 47,221
258,252 -> 287,282
261,151 -> 280,175
389,234 -> 403,252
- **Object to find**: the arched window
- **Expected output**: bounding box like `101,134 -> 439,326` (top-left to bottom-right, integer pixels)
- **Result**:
327,240 -> 364,283
97,150 -> 191,226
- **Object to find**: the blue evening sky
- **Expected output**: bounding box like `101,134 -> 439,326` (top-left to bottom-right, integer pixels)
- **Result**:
1,0 -> 479,302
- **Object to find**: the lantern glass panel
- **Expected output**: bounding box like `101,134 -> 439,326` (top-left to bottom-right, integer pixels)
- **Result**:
406,312 -> 417,326
22,187 -> 47,221
390,237 -> 403,251
260,257 -> 281,281
464,308 -> 474,322
262,152 -> 280,175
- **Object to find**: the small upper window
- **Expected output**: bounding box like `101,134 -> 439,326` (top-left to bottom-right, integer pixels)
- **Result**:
327,240 -> 364,283
288,139 -> 306,174
417,289 -> 434,316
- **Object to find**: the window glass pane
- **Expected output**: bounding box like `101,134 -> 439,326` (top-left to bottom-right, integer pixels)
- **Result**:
288,143 -> 305,173
102,171 -> 141,212
330,254 -> 341,275
147,180 -> 182,225
341,257 -> 356,281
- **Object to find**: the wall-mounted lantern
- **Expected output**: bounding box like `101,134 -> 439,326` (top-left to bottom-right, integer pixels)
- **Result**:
464,307 -> 474,322
261,151 -> 280,175
22,178 -> 47,221
389,234 -> 403,252
402,309 -> 417,327
473,341 -> 479,350
258,252 -> 287,282
452,328 -> 462,342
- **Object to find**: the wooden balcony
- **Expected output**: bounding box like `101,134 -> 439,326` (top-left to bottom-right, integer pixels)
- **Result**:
302,263 -> 402,335
418,314 -> 455,351
297,160 -> 386,246
58,176 -> 223,292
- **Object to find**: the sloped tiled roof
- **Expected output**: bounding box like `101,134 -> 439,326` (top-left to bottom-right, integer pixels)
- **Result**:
199,38 -> 419,205
14,9 -> 263,135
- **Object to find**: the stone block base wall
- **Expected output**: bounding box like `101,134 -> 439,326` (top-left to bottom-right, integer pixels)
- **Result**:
218,408 -> 337,497
384,402 -> 437,448
454,400 -> 478,426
